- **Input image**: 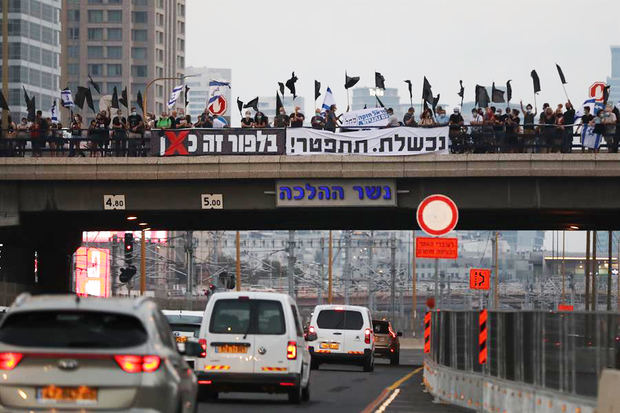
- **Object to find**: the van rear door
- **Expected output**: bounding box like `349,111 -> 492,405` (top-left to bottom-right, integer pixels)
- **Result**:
315,309 -> 364,354
251,300 -> 290,374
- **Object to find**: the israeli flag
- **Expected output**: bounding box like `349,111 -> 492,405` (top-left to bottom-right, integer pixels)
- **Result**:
61,88 -> 74,108
321,87 -> 336,114
167,85 -> 184,110
50,100 -> 58,123
581,124 -> 601,149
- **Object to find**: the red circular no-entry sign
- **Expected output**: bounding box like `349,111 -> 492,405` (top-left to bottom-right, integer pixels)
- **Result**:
416,194 -> 459,237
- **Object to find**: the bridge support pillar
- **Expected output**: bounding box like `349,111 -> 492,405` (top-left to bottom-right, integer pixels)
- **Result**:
33,229 -> 82,294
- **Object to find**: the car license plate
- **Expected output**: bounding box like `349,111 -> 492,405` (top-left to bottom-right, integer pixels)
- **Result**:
38,385 -> 97,404
215,344 -> 247,354
176,336 -> 187,343
320,342 -> 339,350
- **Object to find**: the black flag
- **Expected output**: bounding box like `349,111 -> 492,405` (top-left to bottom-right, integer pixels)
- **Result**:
276,92 -> 284,114
404,80 -> 413,103
74,86 -> 88,110
85,88 -> 95,113
236,97 -> 244,115
375,95 -> 385,108
604,85 -> 611,105
278,82 -> 285,97
375,72 -> 385,90
112,87 -> 119,109
285,72 -> 298,99
344,72 -> 360,89
432,94 -> 441,113
475,85 -> 490,108
506,80 -> 512,103
88,74 -> 101,94
531,70 -> 541,94
491,83 -> 505,103
23,87 -> 35,121
137,90 -> 144,113
556,64 -> 567,84
243,97 -> 259,112
422,77 -> 433,105
314,80 -> 321,101
183,85 -> 189,108
458,80 -> 464,98
120,87 -> 128,108
0,90 -> 9,111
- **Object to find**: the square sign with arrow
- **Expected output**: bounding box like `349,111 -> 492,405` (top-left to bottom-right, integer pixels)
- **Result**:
469,269 -> 491,290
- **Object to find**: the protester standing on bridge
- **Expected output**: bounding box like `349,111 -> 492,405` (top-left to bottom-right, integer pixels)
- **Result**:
127,107 -> 144,157
562,101 -> 575,153
613,105 -> 620,154
290,107 -> 305,128
324,105 -> 340,132
111,109 -> 127,157
602,104 -> 617,152
385,108 -> 400,127
195,109 -> 213,128
403,107 -> 417,127
435,106 -> 449,125
241,110 -> 254,128
254,111 -> 268,128
419,108 -> 435,126
156,112 -> 172,129
311,109 -> 325,129
274,107 -> 290,128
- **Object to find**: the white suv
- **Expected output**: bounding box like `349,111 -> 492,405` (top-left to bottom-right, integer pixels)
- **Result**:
195,291 -> 311,403
306,305 -> 375,372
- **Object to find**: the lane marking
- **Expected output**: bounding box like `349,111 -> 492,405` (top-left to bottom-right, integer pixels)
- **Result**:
376,388 -> 400,412
361,366 -> 423,413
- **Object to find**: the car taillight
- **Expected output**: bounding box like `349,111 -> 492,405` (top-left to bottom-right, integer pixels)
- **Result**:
0,353 -> 23,370
114,355 -> 161,373
364,328 -> 372,344
199,338 -> 207,358
286,341 -> 297,360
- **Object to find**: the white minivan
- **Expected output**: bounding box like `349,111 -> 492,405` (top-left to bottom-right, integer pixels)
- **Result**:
306,305 -> 375,371
195,291 -> 311,403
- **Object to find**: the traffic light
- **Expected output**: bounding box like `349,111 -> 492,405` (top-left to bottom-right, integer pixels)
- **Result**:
124,233 -> 134,264
119,265 -> 137,283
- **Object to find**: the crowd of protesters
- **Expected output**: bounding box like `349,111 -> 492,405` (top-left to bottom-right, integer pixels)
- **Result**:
1,100 -> 620,156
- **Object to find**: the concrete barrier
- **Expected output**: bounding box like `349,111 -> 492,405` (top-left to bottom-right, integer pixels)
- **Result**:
597,369 -> 620,413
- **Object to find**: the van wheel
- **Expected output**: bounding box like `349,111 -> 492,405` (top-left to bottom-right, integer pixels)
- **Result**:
363,355 -> 374,372
310,359 -> 320,370
288,385 -> 302,404
302,382 -> 310,402
197,387 -> 218,402
390,351 -> 400,366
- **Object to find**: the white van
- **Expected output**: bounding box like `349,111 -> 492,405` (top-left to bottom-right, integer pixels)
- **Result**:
195,291 -> 311,403
306,304 -> 375,371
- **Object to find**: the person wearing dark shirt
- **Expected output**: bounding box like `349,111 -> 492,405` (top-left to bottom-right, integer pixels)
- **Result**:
403,107 -> 417,127
169,110 -> 179,129
505,109 -> 521,153
274,108 -> 290,128
448,108 -> 464,136
613,105 -> 620,154
241,111 -> 254,128
324,105 -> 340,132
310,109 -> 325,130
111,109 -> 127,156
127,107 -> 145,157
562,101 -> 576,153
254,112 -> 268,128
290,106 -> 305,128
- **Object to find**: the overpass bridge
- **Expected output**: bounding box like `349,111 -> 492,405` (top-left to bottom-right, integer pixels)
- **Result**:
1,153 -> 620,294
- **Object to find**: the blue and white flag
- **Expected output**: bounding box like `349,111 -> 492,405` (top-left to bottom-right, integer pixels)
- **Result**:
207,80 -> 230,116
321,87 -> 336,114
167,85 -> 184,110
212,115 -> 228,128
581,124 -> 601,149
61,88 -> 74,108
50,100 -> 58,122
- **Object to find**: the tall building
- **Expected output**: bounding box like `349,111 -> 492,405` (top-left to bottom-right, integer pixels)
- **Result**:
184,66 -> 232,122
607,46 -> 620,104
60,0 -> 185,122
0,0 -> 62,120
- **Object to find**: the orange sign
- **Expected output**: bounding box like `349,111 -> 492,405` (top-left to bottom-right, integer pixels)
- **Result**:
469,269 -> 491,290
415,237 -> 458,259
558,304 -> 574,312
74,247 -> 110,298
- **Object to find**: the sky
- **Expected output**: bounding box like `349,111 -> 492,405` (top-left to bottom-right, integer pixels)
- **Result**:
186,0 -> 620,118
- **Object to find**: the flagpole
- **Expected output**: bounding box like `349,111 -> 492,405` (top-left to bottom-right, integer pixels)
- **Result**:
561,84 -> 570,103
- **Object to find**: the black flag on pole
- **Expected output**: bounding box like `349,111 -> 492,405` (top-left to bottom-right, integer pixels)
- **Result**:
88,74 -> 101,94
0,90 -> 9,111
531,70 -> 541,94
422,77 -> 433,105
314,80 -> 321,101
432,94 -> 441,114
556,64 -> 567,85
344,72 -> 360,89
120,87 -> 129,108
183,85 -> 189,108
243,97 -> 259,112
475,85 -> 490,108
137,90 -> 144,113
85,88 -> 95,113
375,95 -> 385,108
375,72 -> 385,90
278,82 -> 285,97
491,82 -> 505,103
506,80 -> 512,103
458,80 -> 464,98
74,86 -> 88,110
236,97 -> 244,115
112,87 -> 119,109
285,72 -> 298,99
276,92 -> 284,114
404,80 -> 413,104
23,87 -> 35,121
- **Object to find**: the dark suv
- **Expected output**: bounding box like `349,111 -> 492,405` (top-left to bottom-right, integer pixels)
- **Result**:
372,319 -> 401,365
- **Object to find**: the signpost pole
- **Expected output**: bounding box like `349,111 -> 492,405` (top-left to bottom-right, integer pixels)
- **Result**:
236,231 -> 241,292
434,258 -> 439,309
607,231 -> 612,311
412,230 -> 417,336
592,231 -> 597,311
494,231 -> 499,309
562,231 -> 566,303
390,233 -> 396,324
140,230 -> 146,295
585,231 -> 590,311
328,231 -> 333,304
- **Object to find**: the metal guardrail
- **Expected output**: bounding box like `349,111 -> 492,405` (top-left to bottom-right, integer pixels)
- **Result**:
427,310 -> 619,398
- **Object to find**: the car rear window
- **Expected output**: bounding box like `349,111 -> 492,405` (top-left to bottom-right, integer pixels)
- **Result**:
316,310 -> 363,330
210,299 -> 285,335
169,323 -> 200,337
0,311 -> 147,348
165,315 -> 202,325
373,320 -> 390,334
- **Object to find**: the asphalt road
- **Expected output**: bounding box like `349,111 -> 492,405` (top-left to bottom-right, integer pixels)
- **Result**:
197,349 -> 468,413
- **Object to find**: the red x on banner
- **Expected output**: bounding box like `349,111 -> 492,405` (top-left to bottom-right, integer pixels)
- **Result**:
164,131 -> 190,156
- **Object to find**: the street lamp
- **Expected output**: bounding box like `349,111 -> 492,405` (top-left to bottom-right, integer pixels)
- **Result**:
142,74 -> 199,116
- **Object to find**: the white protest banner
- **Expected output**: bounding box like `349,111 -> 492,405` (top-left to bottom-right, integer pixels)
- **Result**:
341,108 -> 389,128
286,126 -> 449,156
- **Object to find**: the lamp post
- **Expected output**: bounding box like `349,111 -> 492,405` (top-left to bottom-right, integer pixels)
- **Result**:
142,74 -> 199,116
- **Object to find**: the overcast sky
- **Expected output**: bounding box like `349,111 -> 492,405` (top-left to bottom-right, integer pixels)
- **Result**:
187,0 -> 620,117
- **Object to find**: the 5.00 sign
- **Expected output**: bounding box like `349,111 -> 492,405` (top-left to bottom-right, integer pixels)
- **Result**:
104,195 -> 126,210
201,194 -> 224,210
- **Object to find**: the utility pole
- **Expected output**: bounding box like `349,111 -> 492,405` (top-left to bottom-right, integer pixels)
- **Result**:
368,232 -> 375,312
185,231 -> 194,297
607,231 -> 612,311
328,231 -> 333,304
585,231 -> 590,311
111,235 -> 118,296
236,231 -> 241,291
592,230 -> 597,311
287,230 -> 295,298
319,237 -> 325,304
140,230 -> 146,295
561,231 -> 566,303
412,230 -> 417,336
343,231 -> 352,305
390,233 -> 396,323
